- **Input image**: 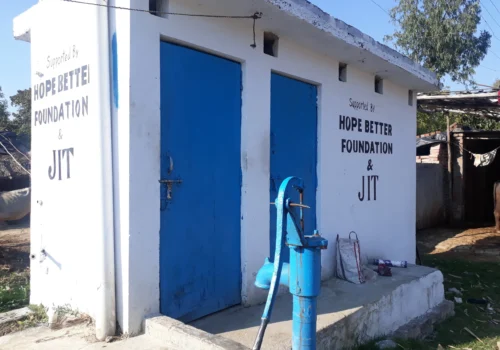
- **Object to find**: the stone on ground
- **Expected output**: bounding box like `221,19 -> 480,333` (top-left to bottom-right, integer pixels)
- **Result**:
0,307 -> 32,326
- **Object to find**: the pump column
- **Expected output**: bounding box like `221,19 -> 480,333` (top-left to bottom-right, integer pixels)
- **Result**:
288,233 -> 328,350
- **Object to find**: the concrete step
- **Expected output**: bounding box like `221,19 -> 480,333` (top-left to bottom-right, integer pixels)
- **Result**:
145,315 -> 250,350
191,265 -> 454,349
145,265 -> 453,350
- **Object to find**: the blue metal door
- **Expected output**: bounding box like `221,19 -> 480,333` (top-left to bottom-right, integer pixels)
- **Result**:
270,73 -> 318,262
160,42 -> 242,322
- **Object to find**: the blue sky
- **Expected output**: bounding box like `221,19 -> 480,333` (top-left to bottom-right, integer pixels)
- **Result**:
2,0 -> 500,111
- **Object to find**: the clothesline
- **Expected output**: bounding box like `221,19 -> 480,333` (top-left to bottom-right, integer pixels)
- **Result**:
453,141 -> 500,167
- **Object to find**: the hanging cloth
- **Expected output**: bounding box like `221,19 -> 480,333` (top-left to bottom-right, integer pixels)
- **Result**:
472,148 -> 499,167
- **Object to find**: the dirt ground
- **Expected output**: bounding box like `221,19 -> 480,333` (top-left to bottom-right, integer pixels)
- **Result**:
0,224 -> 30,273
417,226 -> 500,262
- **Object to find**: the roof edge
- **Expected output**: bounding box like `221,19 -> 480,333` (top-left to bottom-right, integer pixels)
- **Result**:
266,0 -> 439,90
13,4 -> 38,42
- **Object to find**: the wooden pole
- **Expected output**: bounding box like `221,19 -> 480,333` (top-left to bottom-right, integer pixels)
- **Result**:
447,113 -> 453,223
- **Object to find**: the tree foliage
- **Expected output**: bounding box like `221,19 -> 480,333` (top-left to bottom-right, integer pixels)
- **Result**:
9,89 -> 31,137
493,78 -> 500,89
386,0 -> 491,86
0,86 -> 32,140
417,111 -> 500,135
417,112 -> 448,135
0,87 -> 11,131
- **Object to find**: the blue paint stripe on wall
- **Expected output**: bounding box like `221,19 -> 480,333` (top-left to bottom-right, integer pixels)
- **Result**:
111,32 -> 119,108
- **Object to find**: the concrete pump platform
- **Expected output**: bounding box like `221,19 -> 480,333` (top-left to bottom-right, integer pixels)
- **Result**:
145,265 -> 453,350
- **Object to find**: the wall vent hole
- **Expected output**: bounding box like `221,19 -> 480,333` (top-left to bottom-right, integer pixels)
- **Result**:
339,63 -> 347,82
264,32 -> 279,57
408,90 -> 414,106
149,0 -> 169,18
375,76 -> 384,94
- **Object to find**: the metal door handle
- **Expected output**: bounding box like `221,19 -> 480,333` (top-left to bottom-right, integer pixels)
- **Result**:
167,155 -> 174,174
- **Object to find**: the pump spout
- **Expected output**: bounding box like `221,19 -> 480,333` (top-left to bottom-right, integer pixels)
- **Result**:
255,258 -> 289,290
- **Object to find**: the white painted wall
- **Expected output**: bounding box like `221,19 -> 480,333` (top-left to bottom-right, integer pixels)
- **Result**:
109,0 -> 133,334
119,0 -> 418,335
28,0 -> 115,328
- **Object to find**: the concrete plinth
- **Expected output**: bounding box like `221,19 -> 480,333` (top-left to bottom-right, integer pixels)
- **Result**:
184,265 -> 452,350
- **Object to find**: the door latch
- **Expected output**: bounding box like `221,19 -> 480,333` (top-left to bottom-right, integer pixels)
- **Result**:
159,179 -> 183,200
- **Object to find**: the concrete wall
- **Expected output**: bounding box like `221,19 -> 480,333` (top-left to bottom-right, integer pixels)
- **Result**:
415,143 -> 447,230
28,0 -> 114,322
416,164 -> 445,230
115,0 -> 419,334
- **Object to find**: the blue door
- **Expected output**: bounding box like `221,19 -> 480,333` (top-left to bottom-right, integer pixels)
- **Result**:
270,73 -> 318,262
159,42 -> 242,322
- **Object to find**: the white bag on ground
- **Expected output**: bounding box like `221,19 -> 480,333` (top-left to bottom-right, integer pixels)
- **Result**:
335,232 -> 365,284
0,187 -> 31,222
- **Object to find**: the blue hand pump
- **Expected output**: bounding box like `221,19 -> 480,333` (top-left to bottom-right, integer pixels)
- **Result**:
252,176 -> 328,350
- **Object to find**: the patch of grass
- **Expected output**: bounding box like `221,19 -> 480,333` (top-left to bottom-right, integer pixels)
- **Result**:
20,304 -> 49,328
357,255 -> 500,350
0,269 -> 30,313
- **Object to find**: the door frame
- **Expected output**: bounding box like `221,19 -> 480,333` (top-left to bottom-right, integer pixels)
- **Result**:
158,40 -> 244,321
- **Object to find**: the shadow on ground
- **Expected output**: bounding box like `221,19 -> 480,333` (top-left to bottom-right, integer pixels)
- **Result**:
418,226 -> 500,263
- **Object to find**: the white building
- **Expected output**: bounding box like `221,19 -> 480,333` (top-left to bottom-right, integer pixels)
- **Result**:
14,0 -> 438,340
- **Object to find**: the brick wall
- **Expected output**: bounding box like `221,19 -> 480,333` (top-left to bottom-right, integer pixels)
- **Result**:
416,130 -> 443,139
416,143 -> 448,166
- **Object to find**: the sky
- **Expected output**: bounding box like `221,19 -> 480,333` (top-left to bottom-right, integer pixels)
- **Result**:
1,0 -> 500,112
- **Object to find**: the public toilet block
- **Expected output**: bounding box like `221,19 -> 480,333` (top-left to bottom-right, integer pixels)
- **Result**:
14,0 -> 440,339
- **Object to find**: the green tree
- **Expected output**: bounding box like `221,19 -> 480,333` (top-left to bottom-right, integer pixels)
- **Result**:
417,111 -> 500,135
0,87 -> 11,131
417,111 -> 449,135
493,79 -> 500,89
457,114 -> 500,130
386,0 -> 491,86
9,89 -> 31,137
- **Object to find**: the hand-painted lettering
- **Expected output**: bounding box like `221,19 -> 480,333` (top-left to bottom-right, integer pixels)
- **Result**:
48,148 -> 75,181
358,175 -> 379,201
33,64 -> 90,102
32,63 -> 91,127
